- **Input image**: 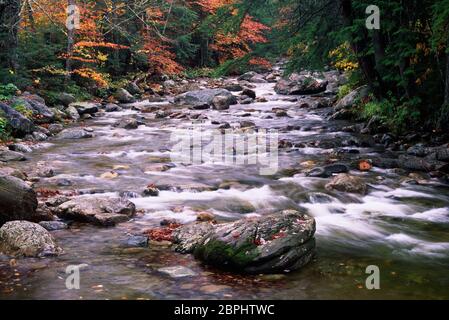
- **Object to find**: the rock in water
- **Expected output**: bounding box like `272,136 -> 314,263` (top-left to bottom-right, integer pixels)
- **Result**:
0,221 -> 62,257
275,76 -> 328,95
174,89 -> 237,109
212,95 -> 233,110
0,150 -> 26,162
325,173 -> 367,194
175,210 -> 316,274
54,196 -> 136,226
56,128 -> 93,140
58,93 -> 76,106
173,222 -> 216,253
115,88 -> 136,104
69,102 -> 100,115
0,175 -> 38,225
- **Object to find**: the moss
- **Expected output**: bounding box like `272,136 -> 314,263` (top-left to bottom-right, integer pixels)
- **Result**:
194,238 -> 259,269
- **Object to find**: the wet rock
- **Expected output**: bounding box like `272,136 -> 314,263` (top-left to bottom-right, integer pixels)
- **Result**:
306,164 -> 349,178
0,150 -> 26,162
0,221 -> 62,257
196,212 -> 216,222
192,210 -> 316,274
65,106 -> 80,120
249,74 -> 268,83
256,97 -> 268,103
0,175 -> 38,225
275,76 -> 328,95
100,171 -> 119,179
143,185 -> 160,197
57,128 -> 93,140
126,235 -> 148,247
57,93 -> 76,106
0,166 -> 27,180
0,102 -> 35,136
47,123 -> 64,135
238,71 -> 258,81
407,144 -> 429,157
172,222 -> 216,253
113,118 -> 144,130
212,95 -> 233,110
242,88 -> 256,99
218,122 -> 231,129
225,84 -> 244,92
325,174 -> 367,194
398,155 -> 447,172
240,120 -> 255,128
32,131 -> 48,141
69,102 -> 100,115
54,196 -> 136,226
115,88 -> 136,104
38,221 -> 69,231
240,97 -> 254,104
200,284 -> 231,294
105,103 -> 122,112
8,143 -> 32,153
175,89 -> 237,109
334,85 -> 369,111
158,266 -> 197,278
275,110 -> 289,117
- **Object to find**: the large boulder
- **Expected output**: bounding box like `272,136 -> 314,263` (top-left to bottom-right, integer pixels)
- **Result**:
0,221 -> 62,257
174,89 -> 237,109
115,88 -> 136,104
238,72 -> 258,81
12,95 -> 55,123
175,210 -> 316,274
275,76 -> 328,95
0,102 -> 34,136
173,222 -> 216,253
325,174 -> 367,194
54,195 -> 136,226
0,175 -> 38,225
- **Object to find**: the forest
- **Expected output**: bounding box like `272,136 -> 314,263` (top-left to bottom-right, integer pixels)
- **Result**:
1,0 -> 449,301
1,0 -> 448,134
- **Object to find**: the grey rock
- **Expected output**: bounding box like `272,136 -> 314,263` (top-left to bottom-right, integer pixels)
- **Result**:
56,128 -> 93,140
58,93 -> 76,106
325,174 -> 367,194
38,221 -> 69,231
0,102 -> 35,136
0,150 -> 26,162
54,196 -> 136,226
307,164 -> 349,178
65,106 -> 80,120
192,210 -> 316,274
212,95 -> 233,110
241,88 -> 256,99
334,85 -> 369,111
69,102 -> 100,115
126,235 -> 148,247
173,222 -> 216,253
113,118 -> 144,130
9,143 -> 33,153
275,76 -> 328,95
115,88 -> 136,104
105,103 -> 122,112
47,123 -> 64,135
175,89 -> 237,108
0,221 -> 62,257
0,175 -> 38,225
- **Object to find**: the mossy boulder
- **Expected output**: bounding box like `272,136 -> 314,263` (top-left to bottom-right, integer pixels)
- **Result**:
175,210 -> 316,274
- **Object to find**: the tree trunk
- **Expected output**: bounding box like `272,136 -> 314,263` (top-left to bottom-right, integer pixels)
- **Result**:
65,0 -> 76,84
0,0 -> 21,73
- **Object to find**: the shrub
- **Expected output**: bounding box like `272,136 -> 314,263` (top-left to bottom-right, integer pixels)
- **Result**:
11,101 -> 33,119
0,83 -> 19,101
0,116 -> 10,141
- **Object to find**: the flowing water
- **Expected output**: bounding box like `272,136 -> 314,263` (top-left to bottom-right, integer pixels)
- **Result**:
1,78 -> 449,300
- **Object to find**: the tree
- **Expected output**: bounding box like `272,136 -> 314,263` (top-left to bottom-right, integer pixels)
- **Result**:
0,0 -> 21,76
